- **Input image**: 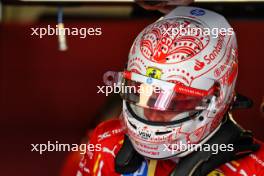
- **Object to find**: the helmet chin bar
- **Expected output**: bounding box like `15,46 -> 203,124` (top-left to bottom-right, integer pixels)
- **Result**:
122,100 -> 222,159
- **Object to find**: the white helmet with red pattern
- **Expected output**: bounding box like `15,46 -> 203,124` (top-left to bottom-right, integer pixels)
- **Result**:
119,6 -> 238,159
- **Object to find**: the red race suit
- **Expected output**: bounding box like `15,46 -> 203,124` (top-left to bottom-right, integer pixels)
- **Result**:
77,119 -> 264,176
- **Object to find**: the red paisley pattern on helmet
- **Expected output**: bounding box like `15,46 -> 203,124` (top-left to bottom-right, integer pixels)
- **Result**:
140,18 -> 210,64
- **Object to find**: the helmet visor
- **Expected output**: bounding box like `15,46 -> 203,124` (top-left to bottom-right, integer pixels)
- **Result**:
121,78 -> 211,112
103,70 -> 217,122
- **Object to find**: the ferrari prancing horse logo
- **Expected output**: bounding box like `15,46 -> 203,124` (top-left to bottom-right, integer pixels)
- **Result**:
146,67 -> 162,79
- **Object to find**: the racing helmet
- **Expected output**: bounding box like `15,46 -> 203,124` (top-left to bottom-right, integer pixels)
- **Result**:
106,6 -> 238,159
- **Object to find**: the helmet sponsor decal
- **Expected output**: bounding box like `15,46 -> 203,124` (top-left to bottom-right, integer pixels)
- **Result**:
194,59 -> 205,71
203,34 -> 225,65
138,131 -> 152,140
190,9 -> 206,16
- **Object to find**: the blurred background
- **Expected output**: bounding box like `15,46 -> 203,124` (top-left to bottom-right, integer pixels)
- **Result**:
0,0 -> 264,176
